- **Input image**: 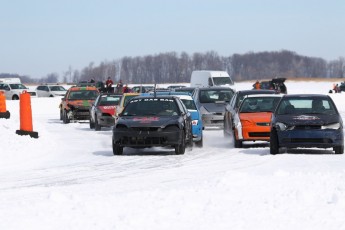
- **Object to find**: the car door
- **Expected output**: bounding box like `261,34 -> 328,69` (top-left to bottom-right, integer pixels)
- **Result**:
176,98 -> 192,141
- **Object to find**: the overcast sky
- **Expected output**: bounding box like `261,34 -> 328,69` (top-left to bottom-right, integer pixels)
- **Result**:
1,0 -> 344,78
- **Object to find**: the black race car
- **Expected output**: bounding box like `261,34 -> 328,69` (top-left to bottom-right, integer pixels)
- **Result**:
112,96 -> 193,155
270,94 -> 344,154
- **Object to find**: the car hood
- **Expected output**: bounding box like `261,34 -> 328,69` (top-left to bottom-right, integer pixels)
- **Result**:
275,114 -> 341,126
240,112 -> 272,122
68,100 -> 94,107
117,116 -> 179,128
201,103 -> 227,113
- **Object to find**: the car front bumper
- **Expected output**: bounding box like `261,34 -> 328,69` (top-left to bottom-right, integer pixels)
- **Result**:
202,114 -> 224,128
277,129 -> 344,148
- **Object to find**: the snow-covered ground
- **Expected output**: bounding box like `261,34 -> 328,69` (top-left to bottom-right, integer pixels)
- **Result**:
1,81 -> 345,230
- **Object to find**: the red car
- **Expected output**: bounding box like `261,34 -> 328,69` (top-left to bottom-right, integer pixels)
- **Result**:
89,93 -> 122,130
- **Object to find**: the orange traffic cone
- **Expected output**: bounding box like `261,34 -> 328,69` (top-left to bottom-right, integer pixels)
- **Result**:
0,91 -> 10,119
15,91 -> 38,138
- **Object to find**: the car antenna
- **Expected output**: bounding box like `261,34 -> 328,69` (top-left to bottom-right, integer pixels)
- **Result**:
154,84 -> 157,97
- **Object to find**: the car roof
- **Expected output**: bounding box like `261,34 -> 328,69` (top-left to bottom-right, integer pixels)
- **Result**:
281,94 -> 329,99
244,94 -> 283,98
237,89 -> 277,95
68,86 -> 98,91
196,86 -> 235,90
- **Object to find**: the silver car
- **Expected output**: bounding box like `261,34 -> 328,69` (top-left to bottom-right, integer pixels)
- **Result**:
36,85 -> 67,97
192,87 -> 235,128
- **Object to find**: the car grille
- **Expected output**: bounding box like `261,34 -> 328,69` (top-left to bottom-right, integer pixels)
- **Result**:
256,122 -> 270,126
249,132 -> 270,137
283,138 -> 332,143
294,125 -> 321,130
120,136 -> 166,145
131,127 -> 159,132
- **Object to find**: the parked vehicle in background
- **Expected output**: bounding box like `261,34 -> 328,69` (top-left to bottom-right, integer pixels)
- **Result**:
190,70 -> 234,88
0,79 -> 37,100
131,85 -> 154,93
232,94 -> 282,148
167,85 -> 186,90
193,87 -> 235,128
114,93 -> 140,117
36,85 -> 67,97
89,93 -> 122,130
254,78 -> 287,94
112,95 -> 193,155
173,87 -> 196,95
224,90 -> 278,136
59,86 -> 99,123
270,94 -> 344,155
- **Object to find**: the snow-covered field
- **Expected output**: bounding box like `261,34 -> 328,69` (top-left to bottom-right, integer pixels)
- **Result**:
1,81 -> 345,230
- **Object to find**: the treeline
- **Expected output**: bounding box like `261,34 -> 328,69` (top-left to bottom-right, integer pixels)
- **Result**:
2,50 -> 344,84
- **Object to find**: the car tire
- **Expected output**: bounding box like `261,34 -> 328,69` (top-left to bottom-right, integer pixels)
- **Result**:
175,131 -> 186,155
233,131 -> 242,148
334,145 -> 344,154
95,115 -> 101,131
59,109 -> 63,120
89,117 -> 95,129
12,95 -> 19,100
63,110 -> 70,124
112,140 -> 123,155
270,129 -> 280,155
195,137 -> 203,148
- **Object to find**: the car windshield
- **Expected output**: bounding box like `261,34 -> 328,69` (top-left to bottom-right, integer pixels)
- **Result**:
213,77 -> 232,85
199,89 -> 234,103
181,99 -> 197,110
123,95 -> 139,106
68,90 -> 98,100
240,97 -> 281,113
99,95 -> 122,106
122,98 -> 179,116
276,98 -> 337,115
50,86 -> 66,91
9,84 -> 27,89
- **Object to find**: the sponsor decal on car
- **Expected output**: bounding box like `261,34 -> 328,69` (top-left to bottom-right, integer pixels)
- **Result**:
293,115 -> 320,121
133,117 -> 160,123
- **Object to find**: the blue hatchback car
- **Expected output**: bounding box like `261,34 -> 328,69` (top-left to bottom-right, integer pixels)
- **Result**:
270,94 -> 344,154
144,91 -> 204,147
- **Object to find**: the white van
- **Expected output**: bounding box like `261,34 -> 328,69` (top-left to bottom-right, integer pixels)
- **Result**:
190,70 -> 234,88
0,78 -> 37,100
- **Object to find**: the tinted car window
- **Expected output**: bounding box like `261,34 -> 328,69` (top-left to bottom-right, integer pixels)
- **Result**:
68,90 -> 98,100
199,89 -> 234,103
99,95 -> 121,106
123,98 -> 179,116
276,98 -> 336,115
240,97 -> 281,113
181,99 -> 197,110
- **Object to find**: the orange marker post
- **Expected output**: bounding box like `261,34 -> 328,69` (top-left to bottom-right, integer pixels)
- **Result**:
15,91 -> 38,138
0,91 -> 10,119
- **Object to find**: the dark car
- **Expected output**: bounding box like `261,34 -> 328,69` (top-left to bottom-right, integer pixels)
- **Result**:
270,94 -> 344,155
112,96 -> 193,155
224,90 -> 278,136
173,87 -> 196,95
192,87 -> 235,128
89,93 -> 122,130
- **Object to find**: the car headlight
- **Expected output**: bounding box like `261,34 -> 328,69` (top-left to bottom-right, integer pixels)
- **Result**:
241,119 -> 254,126
322,122 -> 341,130
192,120 -> 199,126
275,122 -> 288,131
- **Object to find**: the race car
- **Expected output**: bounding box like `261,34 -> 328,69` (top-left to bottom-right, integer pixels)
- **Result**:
89,93 -> 122,130
59,86 -> 99,123
233,94 -> 282,148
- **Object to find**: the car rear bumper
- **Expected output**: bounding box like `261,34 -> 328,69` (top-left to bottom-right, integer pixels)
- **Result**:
202,114 -> 224,128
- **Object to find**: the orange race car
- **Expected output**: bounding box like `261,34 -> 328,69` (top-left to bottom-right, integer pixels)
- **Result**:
59,86 -> 100,123
232,94 -> 282,148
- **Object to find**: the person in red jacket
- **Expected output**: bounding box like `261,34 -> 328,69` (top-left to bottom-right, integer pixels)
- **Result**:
105,77 -> 114,93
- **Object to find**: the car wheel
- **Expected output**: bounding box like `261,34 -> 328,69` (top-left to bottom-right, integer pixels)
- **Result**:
12,95 -> 19,100
233,130 -> 242,148
270,129 -> 280,155
187,127 -> 193,149
63,110 -> 70,124
195,137 -> 203,148
89,116 -> 95,129
112,140 -> 123,155
334,145 -> 344,154
59,109 -> 63,120
175,131 -> 186,155
95,115 -> 101,131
